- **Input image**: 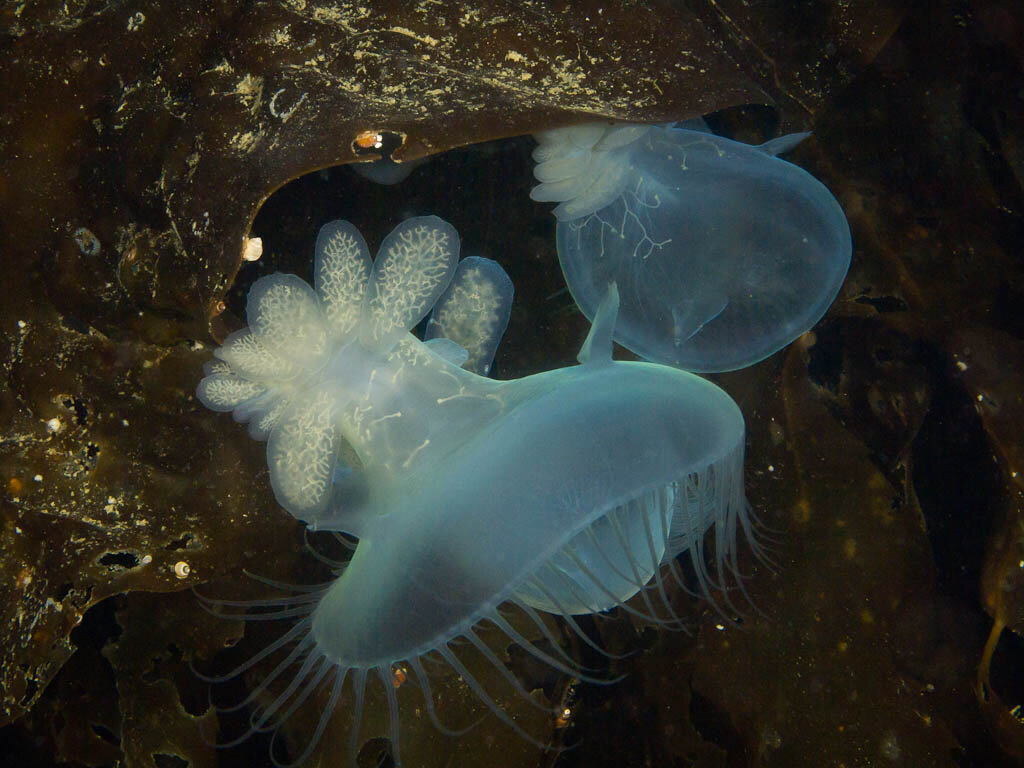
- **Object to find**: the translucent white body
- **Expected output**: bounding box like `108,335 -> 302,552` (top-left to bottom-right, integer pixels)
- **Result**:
532,123 -> 852,372
196,217 -> 752,765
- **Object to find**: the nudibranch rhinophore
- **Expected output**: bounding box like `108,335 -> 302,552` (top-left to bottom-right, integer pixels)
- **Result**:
196,216 -> 757,765
531,121 -> 852,373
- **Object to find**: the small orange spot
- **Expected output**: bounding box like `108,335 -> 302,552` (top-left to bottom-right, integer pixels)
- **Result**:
7,477 -> 23,495
212,300 -> 227,317
16,567 -> 33,589
355,130 -> 383,149
554,706 -> 572,728
391,664 -> 407,688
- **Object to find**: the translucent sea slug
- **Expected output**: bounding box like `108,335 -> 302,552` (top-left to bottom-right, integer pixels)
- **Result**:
196,216 -> 756,765
531,121 -> 852,372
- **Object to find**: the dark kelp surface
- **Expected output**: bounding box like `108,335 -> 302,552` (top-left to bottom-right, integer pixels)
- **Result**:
7,0 -> 1024,766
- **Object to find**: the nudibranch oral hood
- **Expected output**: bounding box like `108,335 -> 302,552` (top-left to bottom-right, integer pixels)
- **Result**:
531,122 -> 853,373
195,216 -> 758,765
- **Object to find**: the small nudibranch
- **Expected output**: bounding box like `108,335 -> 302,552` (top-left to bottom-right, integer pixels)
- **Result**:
196,216 -> 758,765
531,121 -> 852,373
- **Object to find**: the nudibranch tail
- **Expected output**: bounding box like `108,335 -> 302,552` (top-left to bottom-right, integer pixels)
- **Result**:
576,281 -> 619,366
757,130 -> 811,156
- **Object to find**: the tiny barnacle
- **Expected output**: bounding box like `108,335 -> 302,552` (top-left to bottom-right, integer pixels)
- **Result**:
16,567 -> 33,589
354,130 -> 384,150
73,227 -> 101,257
173,561 -> 191,579
242,236 -> 263,262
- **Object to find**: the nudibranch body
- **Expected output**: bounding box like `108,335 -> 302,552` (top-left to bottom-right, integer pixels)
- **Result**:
197,216 -> 754,765
531,122 -> 852,373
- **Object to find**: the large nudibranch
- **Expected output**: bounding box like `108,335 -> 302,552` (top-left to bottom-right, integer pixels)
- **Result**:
196,216 -> 756,765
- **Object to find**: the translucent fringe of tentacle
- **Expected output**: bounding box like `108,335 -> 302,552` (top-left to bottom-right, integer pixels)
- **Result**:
195,584 -> 621,766
658,441 -> 767,622
193,452 -> 766,766
192,578 -> 345,765
518,449 -> 765,637
302,528 -> 357,570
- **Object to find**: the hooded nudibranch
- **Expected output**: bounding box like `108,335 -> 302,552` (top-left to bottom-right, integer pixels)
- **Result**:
530,121 -> 852,373
196,215 -> 756,765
